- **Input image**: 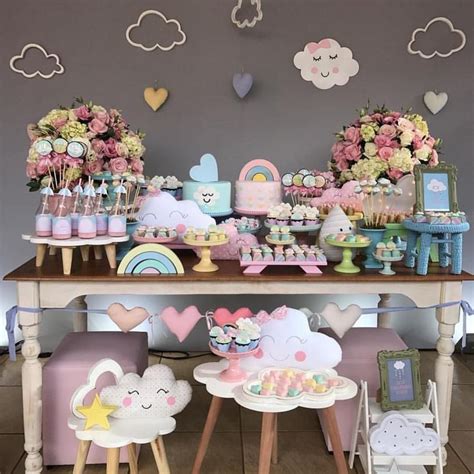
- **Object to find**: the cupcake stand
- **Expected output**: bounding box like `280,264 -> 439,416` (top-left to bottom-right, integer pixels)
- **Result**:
208,343 -> 259,382
192,359 -> 357,474
325,238 -> 371,274
183,236 -> 229,272
373,253 -> 404,276
264,220 -> 322,244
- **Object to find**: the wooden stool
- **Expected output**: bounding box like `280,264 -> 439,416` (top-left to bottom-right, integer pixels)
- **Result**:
73,437 -> 170,474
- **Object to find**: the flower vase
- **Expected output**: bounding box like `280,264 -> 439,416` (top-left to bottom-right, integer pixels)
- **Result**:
359,227 -> 385,269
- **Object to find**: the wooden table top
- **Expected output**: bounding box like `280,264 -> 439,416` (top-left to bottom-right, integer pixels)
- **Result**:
4,250 -> 474,283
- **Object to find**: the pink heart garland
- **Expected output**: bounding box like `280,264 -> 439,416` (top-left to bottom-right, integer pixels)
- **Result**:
160,305 -> 202,342
213,307 -> 253,327
107,303 -> 150,333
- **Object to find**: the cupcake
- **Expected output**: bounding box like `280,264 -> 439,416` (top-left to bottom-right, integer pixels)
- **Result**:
270,225 -> 280,240
235,333 -> 251,353
209,326 -> 224,347
215,334 -> 232,352
376,242 -> 386,256
223,323 -> 237,334
280,226 -> 291,241
290,211 -> 304,227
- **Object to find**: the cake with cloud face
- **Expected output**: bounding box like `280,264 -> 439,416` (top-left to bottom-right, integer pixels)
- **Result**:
100,364 -> 192,419
182,153 -> 232,216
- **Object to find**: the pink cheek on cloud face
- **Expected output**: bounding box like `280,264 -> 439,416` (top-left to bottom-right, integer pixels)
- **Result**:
311,66 -> 318,74
167,396 -> 176,406
294,351 -> 306,362
122,396 -> 132,408
254,348 -> 264,359
332,67 -> 339,74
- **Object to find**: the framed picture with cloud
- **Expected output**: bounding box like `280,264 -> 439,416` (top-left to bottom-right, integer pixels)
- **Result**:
377,348 -> 423,411
414,162 -> 458,213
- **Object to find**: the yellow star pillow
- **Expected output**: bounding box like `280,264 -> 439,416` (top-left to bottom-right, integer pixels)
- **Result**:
76,394 -> 117,430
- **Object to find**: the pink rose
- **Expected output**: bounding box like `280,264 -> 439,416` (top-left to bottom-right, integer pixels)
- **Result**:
345,143 -> 361,161
51,152 -> 65,168
91,139 -> 106,158
65,157 -> 83,168
109,157 -> 128,175
387,168 -> 404,181
429,149 -> 439,166
104,138 -> 118,158
333,151 -> 349,170
425,136 -> 436,147
344,127 -> 361,144
26,162 -> 37,179
374,135 -> 392,148
115,142 -> 129,158
412,136 -> 423,150
37,157 -> 52,175
397,117 -> 415,132
379,124 -> 397,139
51,117 -> 68,129
88,119 -> 108,135
371,113 -> 384,123
130,159 -> 144,174
93,108 -> 110,124
74,105 -> 91,121
331,141 -> 345,155
379,146 -> 394,161
85,159 -> 104,175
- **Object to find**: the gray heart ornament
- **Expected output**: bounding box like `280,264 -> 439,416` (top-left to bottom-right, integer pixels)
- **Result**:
232,72 -> 253,99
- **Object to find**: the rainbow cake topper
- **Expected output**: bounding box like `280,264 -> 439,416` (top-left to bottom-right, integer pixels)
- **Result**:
117,244 -> 184,275
189,153 -> 219,182
238,159 -> 281,182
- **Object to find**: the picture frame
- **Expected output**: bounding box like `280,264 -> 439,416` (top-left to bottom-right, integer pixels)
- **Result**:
377,348 -> 423,411
414,162 -> 458,213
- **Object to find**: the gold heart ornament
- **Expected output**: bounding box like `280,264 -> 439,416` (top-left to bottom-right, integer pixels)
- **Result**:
144,87 -> 169,111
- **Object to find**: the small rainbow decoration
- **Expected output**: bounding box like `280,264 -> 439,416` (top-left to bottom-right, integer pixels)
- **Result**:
238,159 -> 281,182
117,244 -> 184,275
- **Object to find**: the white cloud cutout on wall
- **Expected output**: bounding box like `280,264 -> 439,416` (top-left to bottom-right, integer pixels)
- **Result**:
408,17 -> 466,59
126,10 -> 186,52
9,43 -> 64,79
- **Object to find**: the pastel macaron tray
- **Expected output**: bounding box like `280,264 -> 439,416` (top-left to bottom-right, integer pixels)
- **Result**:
243,367 -> 347,402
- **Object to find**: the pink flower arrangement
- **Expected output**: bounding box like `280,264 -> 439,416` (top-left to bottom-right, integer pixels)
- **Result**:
329,105 -> 441,185
25,98 -> 145,192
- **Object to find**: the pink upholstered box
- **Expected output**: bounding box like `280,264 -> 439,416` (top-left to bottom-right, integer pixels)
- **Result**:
42,331 -> 148,466
318,327 -> 407,451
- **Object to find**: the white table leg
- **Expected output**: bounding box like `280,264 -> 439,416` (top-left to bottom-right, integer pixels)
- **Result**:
435,281 -> 462,466
69,295 -> 88,332
17,281 -> 43,474
377,293 -> 392,328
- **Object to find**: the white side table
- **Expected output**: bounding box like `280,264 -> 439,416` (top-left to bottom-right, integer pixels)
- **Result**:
192,360 -> 357,474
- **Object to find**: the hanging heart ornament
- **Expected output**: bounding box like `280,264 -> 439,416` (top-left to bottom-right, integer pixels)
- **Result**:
144,86 -> 169,111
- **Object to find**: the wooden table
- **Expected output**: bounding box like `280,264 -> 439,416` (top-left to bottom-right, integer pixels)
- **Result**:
4,250 -> 474,474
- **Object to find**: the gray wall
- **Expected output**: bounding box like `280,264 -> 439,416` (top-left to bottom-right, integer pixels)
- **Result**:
1,0 -> 473,351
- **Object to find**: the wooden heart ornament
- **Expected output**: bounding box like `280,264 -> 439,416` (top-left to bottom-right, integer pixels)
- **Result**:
144,86 -> 169,111
213,307 -> 253,327
107,303 -> 150,333
160,305 -> 202,342
320,302 -> 362,338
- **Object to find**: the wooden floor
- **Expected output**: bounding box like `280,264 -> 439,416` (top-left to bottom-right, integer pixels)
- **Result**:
1,350 -> 473,473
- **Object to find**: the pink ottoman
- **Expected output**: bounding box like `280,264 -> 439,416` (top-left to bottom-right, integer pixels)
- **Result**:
42,331 -> 148,466
318,327 -> 407,451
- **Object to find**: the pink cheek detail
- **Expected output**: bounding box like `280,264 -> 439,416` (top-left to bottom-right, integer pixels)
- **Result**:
332,66 -> 339,74
311,66 -> 318,74
122,396 -> 132,408
167,396 -> 176,406
254,348 -> 264,359
294,351 -> 306,362
176,224 -> 186,234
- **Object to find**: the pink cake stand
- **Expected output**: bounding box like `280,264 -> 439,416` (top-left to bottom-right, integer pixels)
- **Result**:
209,343 -> 259,383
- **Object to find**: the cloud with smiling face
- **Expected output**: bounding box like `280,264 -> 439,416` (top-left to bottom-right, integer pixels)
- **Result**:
293,39 -> 359,90
126,10 -> 186,52
427,178 -> 447,193
100,364 -> 192,419
137,191 -> 215,238
408,17 -> 466,59
241,307 -> 342,372
9,43 -> 64,79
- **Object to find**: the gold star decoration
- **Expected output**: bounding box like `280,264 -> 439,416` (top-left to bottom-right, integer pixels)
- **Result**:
76,394 -> 118,430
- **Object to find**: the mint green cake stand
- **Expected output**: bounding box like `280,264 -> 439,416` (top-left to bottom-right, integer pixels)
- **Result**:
325,238 -> 371,273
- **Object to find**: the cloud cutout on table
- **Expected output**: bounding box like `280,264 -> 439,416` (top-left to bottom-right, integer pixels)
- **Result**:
369,412 -> 440,455
240,307 -> 342,372
293,39 -> 359,90
100,364 -> 192,419
126,10 -> 186,52
137,191 -> 215,238
9,43 -> 64,79
427,178 -> 447,193
231,0 -> 263,29
408,17 -> 466,59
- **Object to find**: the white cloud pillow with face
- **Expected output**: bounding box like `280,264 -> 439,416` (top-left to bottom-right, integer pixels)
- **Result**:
100,364 -> 192,419
294,38 -> 359,90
